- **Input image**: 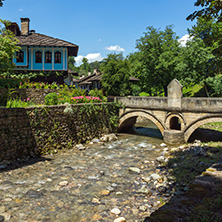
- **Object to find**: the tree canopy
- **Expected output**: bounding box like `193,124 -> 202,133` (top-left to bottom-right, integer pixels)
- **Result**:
134,25 -> 181,96
0,0 -> 4,7
0,19 -> 20,73
187,0 -> 222,22
188,18 -> 222,73
101,53 -> 131,96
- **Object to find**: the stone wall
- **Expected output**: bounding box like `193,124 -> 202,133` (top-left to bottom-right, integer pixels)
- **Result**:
0,88 -> 60,106
0,103 -> 119,162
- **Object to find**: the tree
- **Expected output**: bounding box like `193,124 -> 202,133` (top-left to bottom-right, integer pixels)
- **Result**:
100,53 -> 131,96
0,0 -> 4,7
178,38 -> 215,87
187,0 -> 222,22
0,19 -> 20,73
79,57 -> 92,76
188,18 -> 222,73
135,25 -> 181,96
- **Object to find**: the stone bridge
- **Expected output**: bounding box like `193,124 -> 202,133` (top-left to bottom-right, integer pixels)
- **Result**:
115,79 -> 222,144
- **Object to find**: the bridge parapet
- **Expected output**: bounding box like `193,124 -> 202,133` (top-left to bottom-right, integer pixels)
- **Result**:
115,96 -> 168,110
182,97 -> 222,112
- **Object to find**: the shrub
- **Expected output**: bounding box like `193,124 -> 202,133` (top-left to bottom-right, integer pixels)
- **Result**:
6,98 -> 35,108
44,92 -> 59,105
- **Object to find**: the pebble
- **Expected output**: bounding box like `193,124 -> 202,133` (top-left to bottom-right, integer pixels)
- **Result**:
114,217 -> 126,222
58,181 -> 68,186
150,173 -> 160,181
76,144 -> 86,150
92,198 -> 100,204
156,156 -> 165,163
116,191 -> 123,196
139,205 -> 147,212
138,185 -> 152,195
160,143 -> 166,147
129,167 -> 141,174
110,208 -> 121,215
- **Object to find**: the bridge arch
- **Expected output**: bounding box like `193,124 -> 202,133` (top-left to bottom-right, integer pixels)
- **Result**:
184,115 -> 222,142
165,112 -> 186,130
119,109 -> 165,135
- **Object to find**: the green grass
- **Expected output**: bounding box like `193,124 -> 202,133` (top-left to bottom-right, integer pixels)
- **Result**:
200,122 -> 222,132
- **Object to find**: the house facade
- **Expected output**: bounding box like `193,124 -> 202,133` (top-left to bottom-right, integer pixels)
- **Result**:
7,18 -> 78,80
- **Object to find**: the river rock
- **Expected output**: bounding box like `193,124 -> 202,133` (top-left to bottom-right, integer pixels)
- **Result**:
100,134 -> 117,142
92,198 -> 100,204
157,186 -> 167,193
25,189 -> 43,198
150,173 -> 160,181
110,208 -> 121,215
138,185 -> 152,195
92,138 -> 101,143
129,167 -> 140,174
139,205 -> 147,212
141,177 -> 150,183
76,144 -> 86,150
59,181 -> 69,186
156,156 -> 165,163
116,191 -> 123,196
114,217 -> 126,222
160,143 -> 166,147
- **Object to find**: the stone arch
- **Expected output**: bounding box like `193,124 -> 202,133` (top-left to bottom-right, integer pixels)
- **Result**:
119,109 -> 165,135
165,112 -> 186,130
184,115 -> 222,142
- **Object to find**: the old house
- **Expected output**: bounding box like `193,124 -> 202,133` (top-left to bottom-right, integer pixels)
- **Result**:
7,18 -> 78,83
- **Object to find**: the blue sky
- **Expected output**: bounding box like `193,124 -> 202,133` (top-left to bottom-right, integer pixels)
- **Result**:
0,0 -> 198,65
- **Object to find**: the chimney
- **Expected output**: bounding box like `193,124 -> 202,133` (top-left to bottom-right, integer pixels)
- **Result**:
21,18 -> 30,36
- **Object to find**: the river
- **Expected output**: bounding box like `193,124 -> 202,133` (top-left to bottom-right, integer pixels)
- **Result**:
0,120 -> 174,222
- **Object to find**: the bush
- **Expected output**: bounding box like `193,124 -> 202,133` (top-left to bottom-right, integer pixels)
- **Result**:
206,74 -> 222,97
6,98 -> 35,108
89,89 -> 107,102
139,92 -> 149,97
45,92 -> 59,105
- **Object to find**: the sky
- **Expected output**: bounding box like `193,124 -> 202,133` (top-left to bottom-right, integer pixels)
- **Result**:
0,0 -> 199,65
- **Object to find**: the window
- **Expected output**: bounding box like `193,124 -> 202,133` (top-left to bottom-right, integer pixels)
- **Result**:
45,51 -> 52,63
55,51 -> 61,63
16,50 -> 24,63
35,51 -> 42,63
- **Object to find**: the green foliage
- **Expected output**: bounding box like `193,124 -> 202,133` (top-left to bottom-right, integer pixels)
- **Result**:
187,0 -> 222,22
44,92 -> 59,105
0,78 -> 24,88
0,0 -> 4,7
0,19 -> 21,73
100,53 -> 131,96
188,18 -> 222,73
134,25 -> 181,96
178,38 -> 214,86
6,98 -> 35,108
89,88 -> 107,101
139,92 -> 150,97
206,74 -> 222,96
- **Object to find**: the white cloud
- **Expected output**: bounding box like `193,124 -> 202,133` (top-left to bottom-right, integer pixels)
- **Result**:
178,34 -> 193,47
97,38 -> 102,42
75,53 -> 103,66
18,8 -> 23,12
105,45 -> 125,52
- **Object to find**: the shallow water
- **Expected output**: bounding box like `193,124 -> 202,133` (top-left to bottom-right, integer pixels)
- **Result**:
0,121 -> 169,222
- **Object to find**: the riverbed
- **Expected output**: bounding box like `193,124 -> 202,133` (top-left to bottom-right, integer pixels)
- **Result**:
0,121 -> 175,222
